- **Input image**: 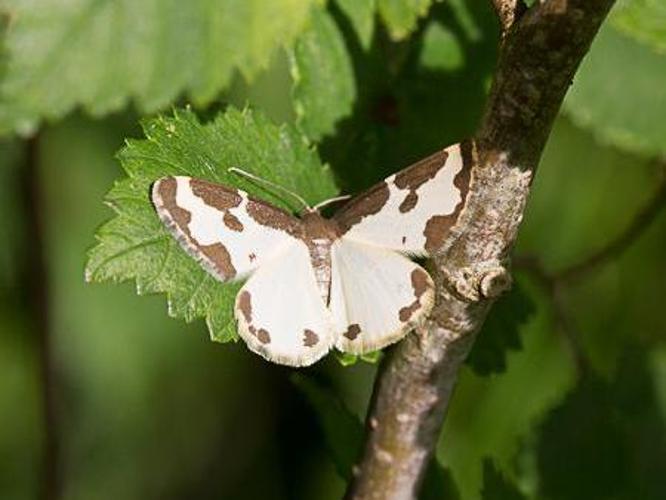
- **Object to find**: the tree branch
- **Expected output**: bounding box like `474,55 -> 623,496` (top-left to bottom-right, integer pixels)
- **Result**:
345,1 -> 617,498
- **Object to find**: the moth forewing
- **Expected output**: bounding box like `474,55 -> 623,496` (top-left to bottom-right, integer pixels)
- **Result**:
151,175 -> 303,282
333,141 -> 472,256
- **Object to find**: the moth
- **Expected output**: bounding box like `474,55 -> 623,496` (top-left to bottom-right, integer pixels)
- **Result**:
151,141 -> 472,366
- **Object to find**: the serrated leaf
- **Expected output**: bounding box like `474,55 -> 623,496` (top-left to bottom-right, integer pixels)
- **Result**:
293,374 -> 459,499
537,346 -> 666,500
336,0 -> 376,49
439,279 -> 575,500
611,0 -> 666,54
290,5 -> 356,140
85,107 -> 337,343
564,24 -> 666,157
466,279 -> 536,376
377,0 -> 434,40
481,459 -> 527,500
0,0 -> 318,135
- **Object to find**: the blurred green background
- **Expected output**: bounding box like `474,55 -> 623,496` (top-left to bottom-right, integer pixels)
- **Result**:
1,1 -> 665,499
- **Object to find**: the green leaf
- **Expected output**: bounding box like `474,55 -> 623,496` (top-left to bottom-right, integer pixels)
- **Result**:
466,279 -> 536,376
563,24 -> 666,157
611,0 -> 666,54
293,373 -> 460,499
536,347 -> 666,500
419,22 -> 464,71
421,461 -> 461,500
377,0 -> 433,40
0,0 -> 318,135
481,459 -> 527,500
439,279 -> 575,500
320,0 -> 499,192
292,374 -> 364,480
336,0 -> 376,49
85,107 -> 337,342
334,349 -> 383,367
290,5 -> 356,140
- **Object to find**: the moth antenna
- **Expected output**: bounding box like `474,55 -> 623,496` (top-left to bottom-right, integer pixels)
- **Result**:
312,194 -> 352,211
228,167 -> 311,211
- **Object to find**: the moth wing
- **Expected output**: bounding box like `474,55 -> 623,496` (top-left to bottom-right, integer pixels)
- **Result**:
330,239 -> 435,355
234,241 -> 334,367
152,176 -> 302,282
333,142 -> 472,256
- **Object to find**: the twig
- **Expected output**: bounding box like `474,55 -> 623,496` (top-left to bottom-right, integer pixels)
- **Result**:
20,133 -> 61,500
345,1 -> 616,498
555,160 -> 666,283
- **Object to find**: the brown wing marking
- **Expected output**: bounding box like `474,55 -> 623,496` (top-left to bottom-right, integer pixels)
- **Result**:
333,181 -> 390,232
394,150 -> 448,214
422,141 -> 473,253
153,176 -> 238,278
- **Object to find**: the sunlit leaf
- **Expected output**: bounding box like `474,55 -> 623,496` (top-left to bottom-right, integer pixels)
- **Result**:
377,0 -> 433,40
611,0 -> 666,54
336,0 -> 376,49
0,0 -> 318,135
85,107 -> 337,342
290,5 -> 356,140
564,25 -> 666,157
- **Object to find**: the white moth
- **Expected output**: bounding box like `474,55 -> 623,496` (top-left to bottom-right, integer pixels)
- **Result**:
151,142 -> 472,367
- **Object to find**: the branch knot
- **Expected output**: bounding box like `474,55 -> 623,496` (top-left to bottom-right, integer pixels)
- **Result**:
441,260 -> 512,302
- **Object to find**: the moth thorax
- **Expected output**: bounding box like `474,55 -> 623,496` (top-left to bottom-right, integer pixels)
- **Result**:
300,212 -> 339,305
301,212 -> 341,240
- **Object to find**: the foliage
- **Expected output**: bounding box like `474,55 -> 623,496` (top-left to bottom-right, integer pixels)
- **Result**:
466,279 -> 535,376
611,0 -> 666,54
289,4 -> 356,139
537,348 -> 666,499
85,108 -> 337,342
1,0 -> 665,498
564,23 -> 666,157
480,459 -> 527,500
0,0 -> 319,135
